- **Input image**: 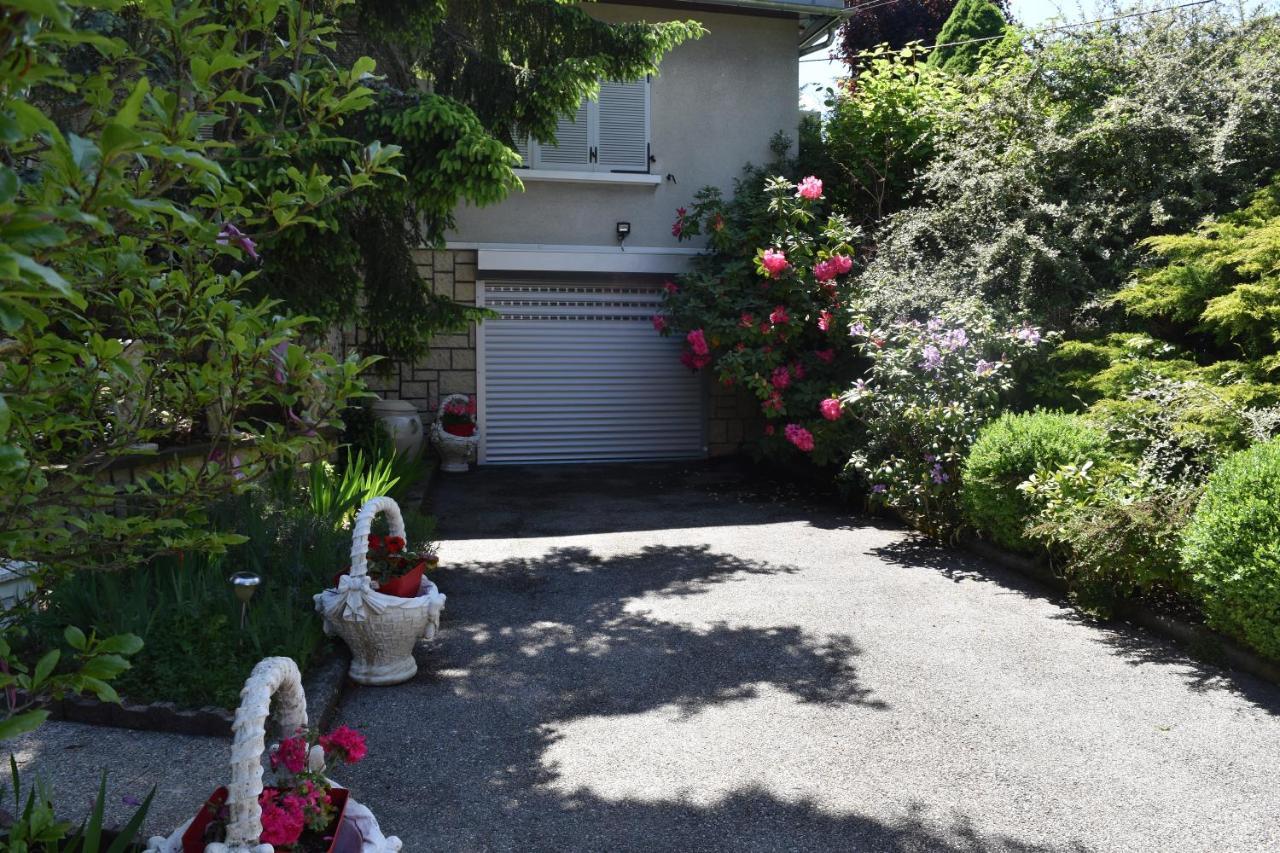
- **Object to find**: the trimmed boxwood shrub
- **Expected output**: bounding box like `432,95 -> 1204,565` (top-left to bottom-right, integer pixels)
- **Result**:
962,411 -> 1111,550
1181,438 -> 1280,661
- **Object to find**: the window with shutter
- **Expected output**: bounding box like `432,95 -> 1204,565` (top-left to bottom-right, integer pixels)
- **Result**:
515,78 -> 650,174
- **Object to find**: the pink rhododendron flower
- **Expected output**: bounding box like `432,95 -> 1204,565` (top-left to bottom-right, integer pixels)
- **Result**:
763,391 -> 784,413
814,259 -> 838,282
784,423 -> 815,452
761,249 -> 789,278
820,398 -> 843,421
681,350 -> 710,371
1015,323 -> 1042,346
651,314 -> 667,333
671,207 -> 688,238
739,312 -> 755,329
791,362 -> 806,380
832,254 -> 853,274
815,348 -> 835,364
687,329 -> 709,356
818,311 -> 834,332
271,736 -> 307,774
663,280 -> 680,294
769,306 -> 790,327
796,176 -> 823,200
764,424 -> 776,436
771,366 -> 791,390
319,725 -> 368,764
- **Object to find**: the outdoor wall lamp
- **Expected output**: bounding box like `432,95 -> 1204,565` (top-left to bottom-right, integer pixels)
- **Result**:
616,221 -> 631,244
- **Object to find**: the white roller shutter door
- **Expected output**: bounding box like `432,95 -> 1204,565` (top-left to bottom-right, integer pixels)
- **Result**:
480,282 -> 705,464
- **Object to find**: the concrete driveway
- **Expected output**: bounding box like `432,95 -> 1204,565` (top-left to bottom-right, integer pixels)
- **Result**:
335,462 -> 1280,852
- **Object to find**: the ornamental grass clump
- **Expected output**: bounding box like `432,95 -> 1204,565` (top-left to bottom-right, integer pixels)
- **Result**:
657,142 -> 862,466
843,312 -> 1044,540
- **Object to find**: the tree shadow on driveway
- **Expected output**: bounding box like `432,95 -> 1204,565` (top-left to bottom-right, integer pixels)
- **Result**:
336,542 -> 1076,851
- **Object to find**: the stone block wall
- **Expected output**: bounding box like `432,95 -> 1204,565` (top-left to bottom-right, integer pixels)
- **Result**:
343,249 -> 478,421
707,381 -> 762,458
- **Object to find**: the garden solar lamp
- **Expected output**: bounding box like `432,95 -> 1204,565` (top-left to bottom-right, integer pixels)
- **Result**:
229,571 -> 261,631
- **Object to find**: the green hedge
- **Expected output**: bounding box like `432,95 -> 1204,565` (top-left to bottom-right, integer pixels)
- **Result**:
1181,438 -> 1280,661
962,411 -> 1112,550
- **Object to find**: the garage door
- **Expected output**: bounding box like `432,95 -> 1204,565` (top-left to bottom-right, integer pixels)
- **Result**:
479,282 -> 705,464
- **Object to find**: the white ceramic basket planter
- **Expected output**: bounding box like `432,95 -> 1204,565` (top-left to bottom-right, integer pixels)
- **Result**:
315,497 -> 446,686
429,394 -> 478,473
145,657 -> 402,852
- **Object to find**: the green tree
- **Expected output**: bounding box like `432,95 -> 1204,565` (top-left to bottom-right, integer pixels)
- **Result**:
927,0 -> 1010,75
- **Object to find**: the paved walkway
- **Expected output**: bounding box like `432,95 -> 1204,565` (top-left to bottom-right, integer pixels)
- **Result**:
10,462 -> 1280,850
334,462 -> 1280,852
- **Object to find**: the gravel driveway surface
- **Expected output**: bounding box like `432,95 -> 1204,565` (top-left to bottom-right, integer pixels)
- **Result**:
335,462 -> 1280,853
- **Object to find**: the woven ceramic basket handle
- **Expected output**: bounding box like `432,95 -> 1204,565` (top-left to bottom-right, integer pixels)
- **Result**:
349,496 -> 408,580
221,657 -> 308,851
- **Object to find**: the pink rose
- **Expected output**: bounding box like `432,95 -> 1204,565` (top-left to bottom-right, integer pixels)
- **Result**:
820,397 -> 843,421
796,176 -> 823,200
761,249 -> 789,278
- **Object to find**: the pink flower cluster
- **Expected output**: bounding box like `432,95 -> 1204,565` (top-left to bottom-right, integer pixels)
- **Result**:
271,735 -> 308,774
813,254 -> 853,282
817,310 -> 834,332
259,790 -> 306,846
761,249 -> 789,278
784,423 -> 814,452
769,306 -> 790,328
651,314 -> 668,333
820,397 -> 843,421
681,328 -> 711,370
795,176 -> 824,200
319,725 -> 368,764
672,207 -> 688,238
771,366 -> 791,390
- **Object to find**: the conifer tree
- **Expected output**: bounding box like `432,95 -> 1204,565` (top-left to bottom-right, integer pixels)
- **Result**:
927,0 -> 1009,75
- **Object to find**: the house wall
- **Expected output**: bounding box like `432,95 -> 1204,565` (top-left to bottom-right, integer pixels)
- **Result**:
345,250 -> 479,417
447,4 -> 800,251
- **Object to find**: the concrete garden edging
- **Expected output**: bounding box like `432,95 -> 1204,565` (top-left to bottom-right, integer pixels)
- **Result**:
47,644 -> 352,737
964,538 -> 1280,688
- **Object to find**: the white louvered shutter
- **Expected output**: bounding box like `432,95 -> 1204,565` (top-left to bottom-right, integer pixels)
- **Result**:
596,79 -> 649,172
512,131 -> 530,166
481,283 -> 705,464
536,101 -> 591,168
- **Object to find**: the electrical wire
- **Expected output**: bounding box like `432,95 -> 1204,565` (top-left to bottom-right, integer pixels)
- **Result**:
799,0 -> 1221,61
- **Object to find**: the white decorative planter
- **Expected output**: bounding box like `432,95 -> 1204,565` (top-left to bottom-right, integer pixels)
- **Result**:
145,657 -> 402,852
429,394 -> 478,473
370,399 -> 424,460
314,497 -> 446,686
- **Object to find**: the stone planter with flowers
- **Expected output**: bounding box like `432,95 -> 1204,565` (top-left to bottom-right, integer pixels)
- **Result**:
429,394 -> 478,473
145,656 -> 401,852
314,496 -> 446,686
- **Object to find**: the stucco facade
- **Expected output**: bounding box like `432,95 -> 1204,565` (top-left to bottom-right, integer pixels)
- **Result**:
448,4 -> 801,252
359,1 -> 837,461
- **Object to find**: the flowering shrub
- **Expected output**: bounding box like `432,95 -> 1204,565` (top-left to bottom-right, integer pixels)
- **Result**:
656,146 -> 862,465
843,312 -> 1044,539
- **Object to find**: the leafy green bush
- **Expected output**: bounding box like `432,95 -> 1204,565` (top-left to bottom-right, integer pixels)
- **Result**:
1181,438 -> 1280,661
962,411 -> 1111,550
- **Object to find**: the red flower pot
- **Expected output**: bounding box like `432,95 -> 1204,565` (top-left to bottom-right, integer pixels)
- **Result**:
374,560 -> 425,597
442,422 -> 475,437
183,787 -> 358,853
